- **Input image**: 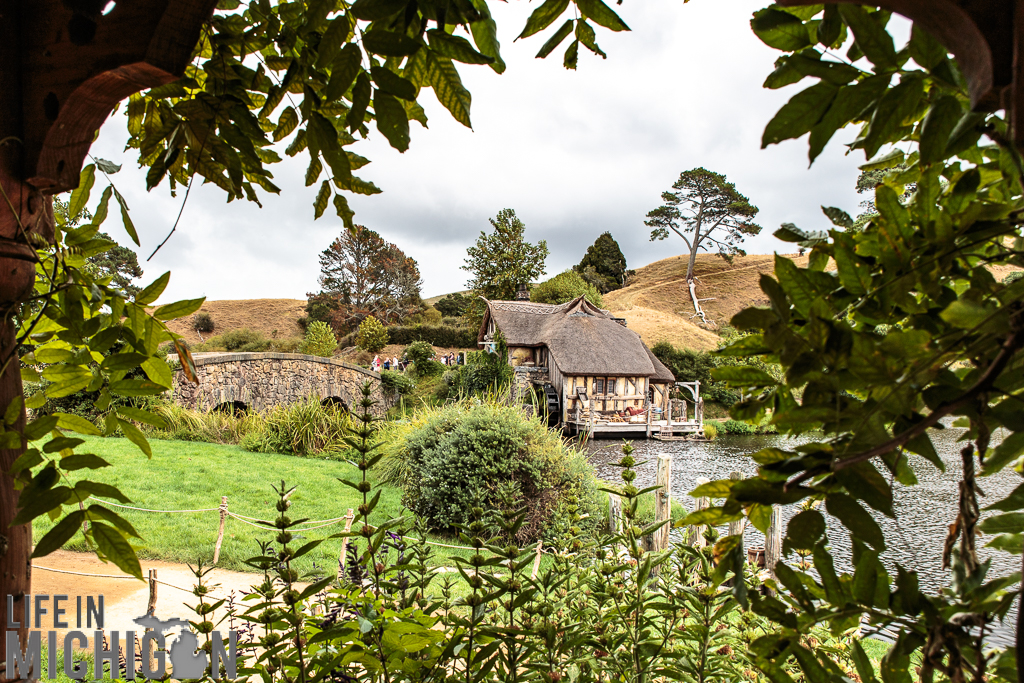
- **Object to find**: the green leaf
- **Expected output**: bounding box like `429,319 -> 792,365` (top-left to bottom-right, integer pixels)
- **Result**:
751,8 -> 812,51
24,415 -> 58,441
575,0 -> 629,31
712,366 -> 778,387
536,20 -> 573,59
60,453 -> 111,471
363,29 -> 422,57
908,23 -> 946,70
315,14 -> 352,70
821,206 -> 853,228
112,188 -> 140,247
374,91 -> 410,152
55,412 -> 102,436
371,66 -> 418,100
45,376 -> 93,399
347,72 -> 372,132
108,379 -> 168,396
414,51 -> 472,128
786,509 -> 825,549
140,357 -> 173,388
838,5 -> 897,70
940,298 -> 992,330
115,418 -> 152,457
153,297 -> 205,321
984,431 -> 1024,475
563,38 -> 579,70
690,479 -> 734,499
826,493 -> 886,550
68,164 -> 97,221
314,180 -> 331,219
115,406 -> 167,429
468,0 -> 505,73
325,45 -> 364,102
32,511 -> 86,558
859,147 -> 905,171
87,505 -> 141,538
851,639 -> 879,683
919,96 -> 962,165
12,485 -> 72,526
762,82 -> 839,148
94,158 -> 121,174
808,74 -> 891,163
985,482 -> 1024,512
100,352 -> 149,372
426,30 -> 494,65
135,271 -> 171,305
518,0 -> 570,40
575,19 -> 605,58
863,75 -> 924,158
979,512 -> 1024,535
74,481 -> 131,503
835,460 -> 894,517
334,194 -> 355,229
350,0 -> 408,21
273,106 -> 299,142
91,522 -> 143,579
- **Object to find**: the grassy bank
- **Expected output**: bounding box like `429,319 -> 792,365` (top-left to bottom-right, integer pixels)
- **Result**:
32,436 -> 481,574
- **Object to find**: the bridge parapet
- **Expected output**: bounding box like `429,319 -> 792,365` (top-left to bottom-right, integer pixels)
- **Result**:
170,352 -> 390,415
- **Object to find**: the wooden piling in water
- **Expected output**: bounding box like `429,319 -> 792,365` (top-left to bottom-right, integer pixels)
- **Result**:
727,471 -> 745,538
691,477 -> 710,548
654,454 -> 672,551
608,493 -> 622,535
765,505 -> 783,578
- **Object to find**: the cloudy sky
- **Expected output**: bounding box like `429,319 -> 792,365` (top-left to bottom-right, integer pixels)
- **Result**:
88,0 -> 897,303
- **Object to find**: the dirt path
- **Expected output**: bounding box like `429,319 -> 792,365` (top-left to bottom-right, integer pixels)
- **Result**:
28,550 -> 288,648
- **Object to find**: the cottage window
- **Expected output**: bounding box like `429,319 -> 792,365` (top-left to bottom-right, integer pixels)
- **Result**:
594,378 -> 605,394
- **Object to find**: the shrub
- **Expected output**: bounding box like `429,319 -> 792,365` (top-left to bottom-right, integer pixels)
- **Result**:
379,369 -> 415,397
406,306 -> 442,325
530,269 -> 603,307
378,400 -> 601,542
357,315 -> 389,352
193,311 -> 214,332
435,292 -> 470,317
438,346 -> 513,399
404,340 -> 435,366
298,320 -> 337,357
364,323 -> 477,348
206,328 -> 271,351
702,421 -> 718,440
721,419 -> 756,435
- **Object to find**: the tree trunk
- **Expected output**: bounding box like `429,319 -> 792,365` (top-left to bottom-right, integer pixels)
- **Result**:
685,241 -> 706,323
0,318 -> 30,683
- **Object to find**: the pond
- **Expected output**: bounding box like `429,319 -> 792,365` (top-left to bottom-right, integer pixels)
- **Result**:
583,426 -> 1021,646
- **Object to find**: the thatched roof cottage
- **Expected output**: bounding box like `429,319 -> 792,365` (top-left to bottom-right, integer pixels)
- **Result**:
478,295 -> 703,436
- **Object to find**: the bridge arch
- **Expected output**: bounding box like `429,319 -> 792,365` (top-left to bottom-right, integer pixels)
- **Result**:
170,352 -> 390,417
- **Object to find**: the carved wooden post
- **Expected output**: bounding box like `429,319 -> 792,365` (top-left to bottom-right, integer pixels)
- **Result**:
690,477 -> 710,548
654,454 -> 672,551
0,5 -> 216,680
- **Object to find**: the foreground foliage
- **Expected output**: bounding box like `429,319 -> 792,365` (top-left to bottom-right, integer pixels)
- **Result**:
685,6 -> 1024,683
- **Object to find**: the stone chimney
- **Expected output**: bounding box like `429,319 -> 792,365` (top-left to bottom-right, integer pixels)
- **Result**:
515,284 -> 530,301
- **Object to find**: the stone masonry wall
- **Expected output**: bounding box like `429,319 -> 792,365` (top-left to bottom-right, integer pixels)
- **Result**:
171,352 -> 391,416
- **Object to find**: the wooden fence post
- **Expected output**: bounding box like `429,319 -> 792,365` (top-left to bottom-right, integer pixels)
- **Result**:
213,496 -> 228,565
765,505 -> 783,578
530,540 -> 543,579
654,454 -> 672,550
727,471 -> 745,538
690,477 -> 710,548
338,509 -> 355,579
146,568 -> 158,673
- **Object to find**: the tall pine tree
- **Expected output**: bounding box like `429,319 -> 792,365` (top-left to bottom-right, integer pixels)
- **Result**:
574,231 -> 629,293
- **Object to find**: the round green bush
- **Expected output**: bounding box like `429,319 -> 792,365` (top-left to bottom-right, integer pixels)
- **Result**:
379,402 -> 601,543
530,269 -> 603,307
194,311 -> 214,332
299,320 -> 338,357
404,340 -> 435,366
357,315 -> 389,352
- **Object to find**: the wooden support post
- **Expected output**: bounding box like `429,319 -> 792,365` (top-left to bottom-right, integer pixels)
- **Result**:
338,508 -> 355,579
765,505 -> 783,578
213,496 -> 228,565
646,405 -> 652,438
530,540 -> 543,579
654,454 -> 672,550
146,569 -> 158,674
727,471 -> 745,538
608,493 -> 622,535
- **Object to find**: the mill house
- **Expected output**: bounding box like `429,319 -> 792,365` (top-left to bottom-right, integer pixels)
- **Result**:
477,294 -> 705,438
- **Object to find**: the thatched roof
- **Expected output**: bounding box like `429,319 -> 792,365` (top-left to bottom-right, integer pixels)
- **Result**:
480,296 -> 676,381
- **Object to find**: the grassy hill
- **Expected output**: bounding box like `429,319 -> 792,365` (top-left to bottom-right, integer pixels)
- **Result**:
602,252 -> 811,350
162,298 -> 306,345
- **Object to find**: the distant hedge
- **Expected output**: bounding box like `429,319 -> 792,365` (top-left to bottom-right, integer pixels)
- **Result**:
341,323 -> 477,349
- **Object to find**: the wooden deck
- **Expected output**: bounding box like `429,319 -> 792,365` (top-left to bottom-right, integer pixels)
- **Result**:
565,419 -> 705,438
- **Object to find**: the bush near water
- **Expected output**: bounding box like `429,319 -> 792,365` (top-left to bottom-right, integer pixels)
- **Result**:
378,400 -> 602,543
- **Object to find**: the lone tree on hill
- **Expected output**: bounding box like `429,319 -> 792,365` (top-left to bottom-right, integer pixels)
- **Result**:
463,208 -> 548,302
574,231 -> 629,293
645,167 -> 761,323
312,225 -> 423,333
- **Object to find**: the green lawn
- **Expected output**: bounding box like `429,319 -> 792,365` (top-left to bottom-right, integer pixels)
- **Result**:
33,436 -> 479,575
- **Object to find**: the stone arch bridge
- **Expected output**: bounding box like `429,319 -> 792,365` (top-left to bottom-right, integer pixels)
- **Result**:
171,352 -> 391,416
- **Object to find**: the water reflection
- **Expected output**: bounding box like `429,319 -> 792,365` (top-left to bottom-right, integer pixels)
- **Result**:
583,427 -> 1021,646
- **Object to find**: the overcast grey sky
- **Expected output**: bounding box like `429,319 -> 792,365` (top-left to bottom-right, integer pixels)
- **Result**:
88,0 -> 898,303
